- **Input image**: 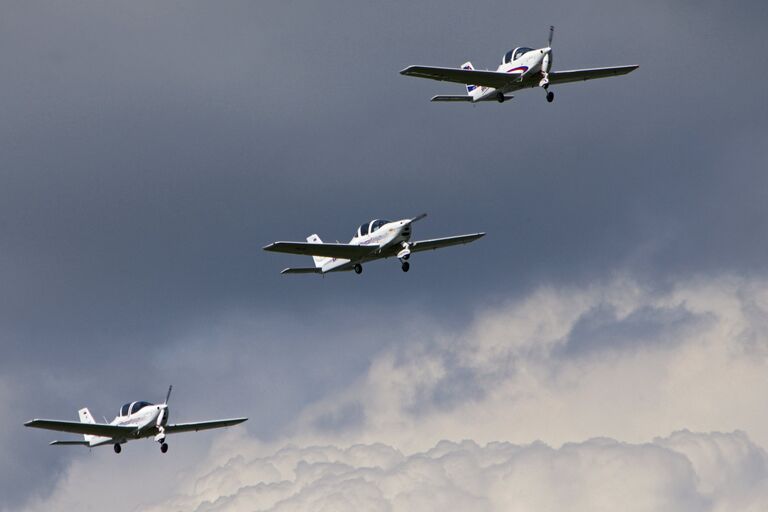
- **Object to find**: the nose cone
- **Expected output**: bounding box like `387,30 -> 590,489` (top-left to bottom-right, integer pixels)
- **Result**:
541,47 -> 551,54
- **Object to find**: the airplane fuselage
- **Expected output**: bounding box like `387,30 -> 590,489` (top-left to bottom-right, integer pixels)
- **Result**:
321,219 -> 412,273
470,46 -> 551,102
88,403 -> 168,447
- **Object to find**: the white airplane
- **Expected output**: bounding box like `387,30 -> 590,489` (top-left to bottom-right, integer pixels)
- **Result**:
400,26 -> 638,103
263,213 -> 484,274
24,386 -> 247,454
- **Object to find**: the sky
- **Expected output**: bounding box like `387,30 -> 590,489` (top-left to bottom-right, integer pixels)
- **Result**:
2,0 -> 768,510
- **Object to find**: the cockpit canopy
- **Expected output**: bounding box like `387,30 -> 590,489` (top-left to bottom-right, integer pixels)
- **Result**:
503,47 -> 534,64
355,219 -> 391,238
120,401 -> 153,417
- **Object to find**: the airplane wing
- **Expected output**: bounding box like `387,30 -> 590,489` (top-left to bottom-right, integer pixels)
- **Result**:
401,66 -> 515,89
549,65 -> 638,85
164,417 -> 247,435
25,419 -> 136,438
410,232 -> 485,253
50,440 -> 90,446
263,241 -> 374,260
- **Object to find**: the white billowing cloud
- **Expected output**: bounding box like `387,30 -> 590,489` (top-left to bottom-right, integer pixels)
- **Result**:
23,276 -> 768,511
291,277 -> 768,451
146,431 -> 768,512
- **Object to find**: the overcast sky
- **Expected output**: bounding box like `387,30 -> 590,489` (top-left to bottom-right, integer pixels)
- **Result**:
2,0 -> 768,510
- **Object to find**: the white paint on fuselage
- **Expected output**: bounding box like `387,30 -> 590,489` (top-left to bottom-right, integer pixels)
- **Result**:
470,46 -> 551,102
321,219 -> 412,273
89,403 -> 168,447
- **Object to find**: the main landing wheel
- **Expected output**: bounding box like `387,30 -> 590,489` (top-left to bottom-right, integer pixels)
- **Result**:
401,261 -> 410,272
546,91 -> 554,103
496,92 -> 505,103
160,443 -> 168,453
113,443 -> 121,454
353,264 -> 363,274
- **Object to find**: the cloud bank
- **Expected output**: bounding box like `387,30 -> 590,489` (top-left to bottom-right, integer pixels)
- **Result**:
22,276 -> 768,511
147,431 -> 768,512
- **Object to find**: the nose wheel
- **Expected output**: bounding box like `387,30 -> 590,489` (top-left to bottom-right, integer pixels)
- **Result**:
353,264 -> 363,274
113,443 -> 122,454
546,91 -> 554,103
160,442 -> 168,453
401,261 -> 410,272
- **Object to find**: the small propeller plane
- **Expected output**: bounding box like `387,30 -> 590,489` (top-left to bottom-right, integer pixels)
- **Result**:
263,213 -> 484,274
400,26 -> 638,103
24,386 -> 247,454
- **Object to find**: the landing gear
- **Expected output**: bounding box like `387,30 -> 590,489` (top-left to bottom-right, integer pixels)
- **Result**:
401,261 -> 410,272
353,264 -> 363,274
160,443 -> 168,453
496,91 -> 505,103
113,443 -> 121,454
546,90 -> 554,103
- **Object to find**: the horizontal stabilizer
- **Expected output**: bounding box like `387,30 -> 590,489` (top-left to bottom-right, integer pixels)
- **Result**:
431,95 -> 474,102
431,95 -> 514,103
50,440 -> 90,446
281,267 -> 322,274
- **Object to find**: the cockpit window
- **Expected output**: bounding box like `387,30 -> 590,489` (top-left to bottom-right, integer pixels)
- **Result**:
120,403 -> 131,416
513,47 -> 533,60
503,50 -> 514,64
369,219 -> 389,233
357,223 -> 370,238
129,401 -> 152,415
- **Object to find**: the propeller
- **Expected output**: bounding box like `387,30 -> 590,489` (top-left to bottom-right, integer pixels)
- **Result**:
409,213 -> 427,224
540,26 -> 554,90
156,385 -> 172,435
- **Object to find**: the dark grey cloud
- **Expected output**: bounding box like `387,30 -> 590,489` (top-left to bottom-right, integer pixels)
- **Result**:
560,303 -> 709,356
1,0 -> 767,509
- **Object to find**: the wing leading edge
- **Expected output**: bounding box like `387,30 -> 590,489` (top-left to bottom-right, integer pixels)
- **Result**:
401,64 -> 638,89
401,66 -> 516,89
164,417 -> 248,435
264,241 -> 374,260
548,64 -> 639,85
411,232 -> 486,252
25,419 -> 136,438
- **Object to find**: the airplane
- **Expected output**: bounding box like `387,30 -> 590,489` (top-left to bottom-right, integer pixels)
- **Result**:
24,386 -> 247,454
263,213 -> 484,274
400,26 -> 638,103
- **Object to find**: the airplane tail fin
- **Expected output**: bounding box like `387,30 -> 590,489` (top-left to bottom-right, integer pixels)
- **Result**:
78,407 -> 97,443
306,235 -> 329,268
461,62 -> 477,94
